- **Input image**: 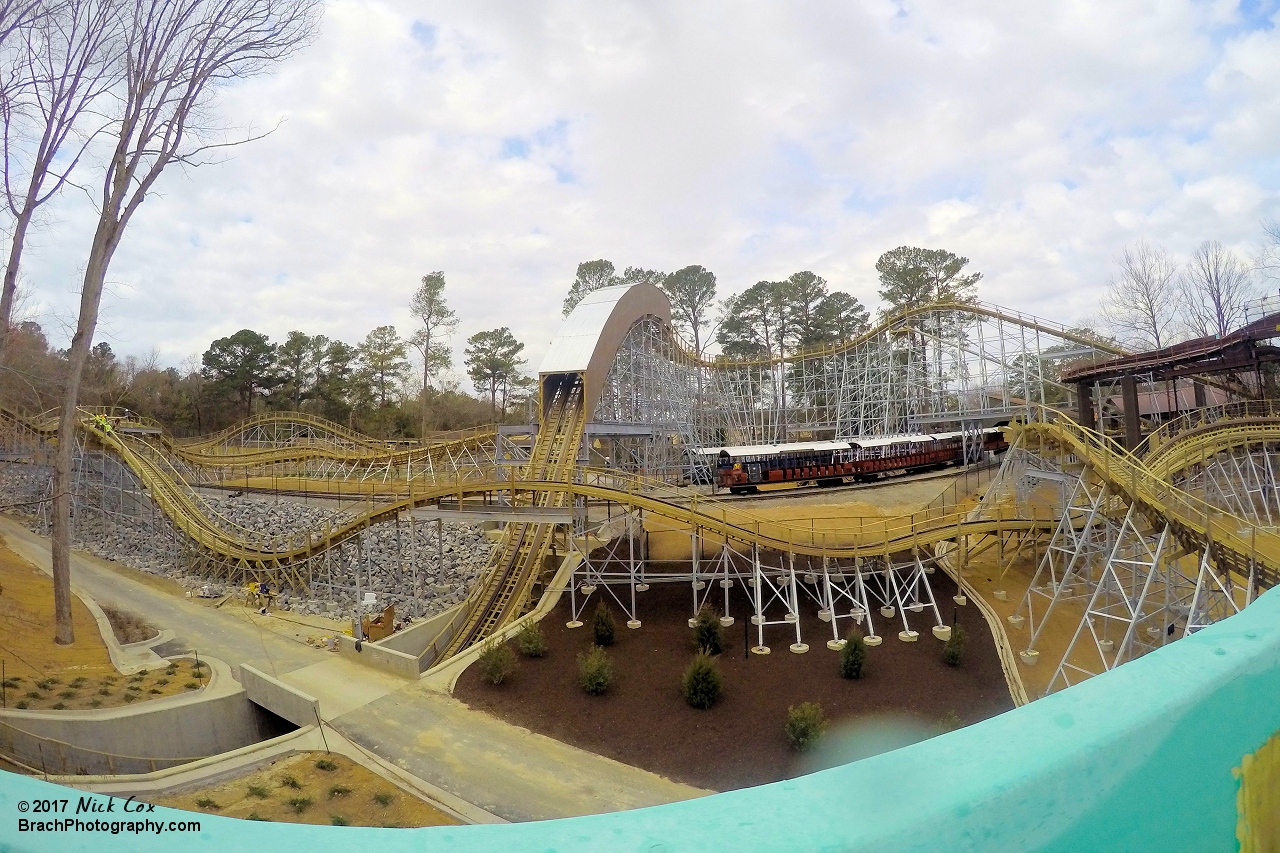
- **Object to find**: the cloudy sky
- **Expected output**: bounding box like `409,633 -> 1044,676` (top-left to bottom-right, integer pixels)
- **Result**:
19,0 -> 1280,383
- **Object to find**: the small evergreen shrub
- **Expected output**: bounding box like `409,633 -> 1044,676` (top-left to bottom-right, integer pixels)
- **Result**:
328,785 -> 351,799
515,622 -> 548,658
578,645 -> 613,695
785,702 -> 827,751
246,785 -> 270,799
942,624 -> 967,667
279,775 -> 301,789
195,798 -> 220,810
681,653 -> 722,710
839,633 -> 867,680
691,604 -> 724,655
477,640 -> 517,685
372,792 -> 394,807
938,710 -> 962,732
330,815 -> 350,826
592,603 -> 616,647
287,797 -> 312,814
315,758 -> 338,771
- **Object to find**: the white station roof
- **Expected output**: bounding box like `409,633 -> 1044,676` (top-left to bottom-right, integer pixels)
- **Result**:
540,284 -> 637,375
694,428 -> 999,457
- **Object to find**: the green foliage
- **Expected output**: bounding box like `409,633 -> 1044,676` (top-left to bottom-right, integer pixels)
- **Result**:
938,710 -> 963,732
592,602 -> 616,647
357,325 -> 411,408
691,604 -> 724,655
279,775 -> 301,789
478,640 -> 517,685
246,812 -> 268,821
201,329 -> 278,419
409,272 -> 458,395
716,273 -> 871,361
328,785 -> 351,798
578,645 -> 613,695
562,259 -> 618,316
372,791 -> 394,807
464,327 -> 528,418
314,758 -> 338,772
287,797 -> 312,814
246,785 -> 270,799
515,621 -> 548,658
330,815 -> 350,826
681,653 -> 722,710
942,624 -> 967,667
875,246 -> 981,317
785,702 -> 827,751
662,265 -> 716,356
195,798 -> 220,810
840,633 -> 867,680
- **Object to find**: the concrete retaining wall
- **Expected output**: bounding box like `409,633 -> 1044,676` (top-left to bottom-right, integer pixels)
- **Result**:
335,634 -> 421,678
374,605 -> 460,656
0,690 -> 289,776
238,665 -> 320,728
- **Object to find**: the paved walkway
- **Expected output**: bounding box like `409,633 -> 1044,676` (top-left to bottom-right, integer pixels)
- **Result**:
0,518 -> 707,821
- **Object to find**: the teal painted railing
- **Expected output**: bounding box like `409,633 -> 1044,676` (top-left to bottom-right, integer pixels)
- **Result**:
3,589 -> 1278,852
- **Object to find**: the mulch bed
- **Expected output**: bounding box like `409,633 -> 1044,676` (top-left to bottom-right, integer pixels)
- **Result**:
455,569 -> 1015,791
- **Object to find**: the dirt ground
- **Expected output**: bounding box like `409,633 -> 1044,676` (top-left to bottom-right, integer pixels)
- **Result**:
0,535 -> 206,711
148,752 -> 458,827
455,572 -> 1014,791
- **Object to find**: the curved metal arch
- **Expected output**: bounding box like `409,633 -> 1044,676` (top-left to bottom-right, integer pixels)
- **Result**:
539,282 -> 673,417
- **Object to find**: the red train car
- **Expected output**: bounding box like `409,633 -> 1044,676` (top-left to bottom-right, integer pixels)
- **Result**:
707,428 -> 1007,495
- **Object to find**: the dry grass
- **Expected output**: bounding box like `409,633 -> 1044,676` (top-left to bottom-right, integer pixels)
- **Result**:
150,752 -> 459,827
0,536 -> 203,711
100,605 -> 158,645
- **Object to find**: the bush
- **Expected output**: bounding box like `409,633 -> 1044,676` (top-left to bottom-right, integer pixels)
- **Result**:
246,785 -> 269,799
372,791 -> 394,807
682,653 -> 722,710
287,797 -> 312,814
942,624 -> 967,667
578,645 -> 613,695
315,758 -> 338,772
592,603 -> 616,647
328,785 -> 351,799
691,604 -> 724,655
195,798 -> 220,810
839,633 -> 867,680
515,622 -> 548,658
785,702 -> 827,751
477,640 -> 517,685
330,815 -> 350,826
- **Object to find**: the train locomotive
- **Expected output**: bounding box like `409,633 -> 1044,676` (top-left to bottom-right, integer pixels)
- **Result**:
707,427 -> 1008,494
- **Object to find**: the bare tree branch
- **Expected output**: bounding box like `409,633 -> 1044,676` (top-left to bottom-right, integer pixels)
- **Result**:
1179,239 -> 1256,339
1100,238 -> 1180,350
0,0 -> 121,357
1257,219 -> 1280,292
50,0 -> 320,644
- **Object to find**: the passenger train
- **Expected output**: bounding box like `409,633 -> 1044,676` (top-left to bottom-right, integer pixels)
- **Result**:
703,427 -> 1008,494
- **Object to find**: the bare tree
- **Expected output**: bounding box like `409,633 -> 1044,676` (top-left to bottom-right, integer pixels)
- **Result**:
0,0 -> 120,358
51,0 -> 319,644
1179,240 -> 1255,339
0,0 -> 43,45
408,270 -> 456,437
1100,239 -> 1180,351
1258,219 -> 1280,292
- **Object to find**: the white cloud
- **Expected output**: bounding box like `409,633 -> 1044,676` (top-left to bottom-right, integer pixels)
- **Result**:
17,0 -> 1280,380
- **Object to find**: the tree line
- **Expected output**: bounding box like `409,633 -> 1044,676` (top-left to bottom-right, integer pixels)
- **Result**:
561,245 -> 984,364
